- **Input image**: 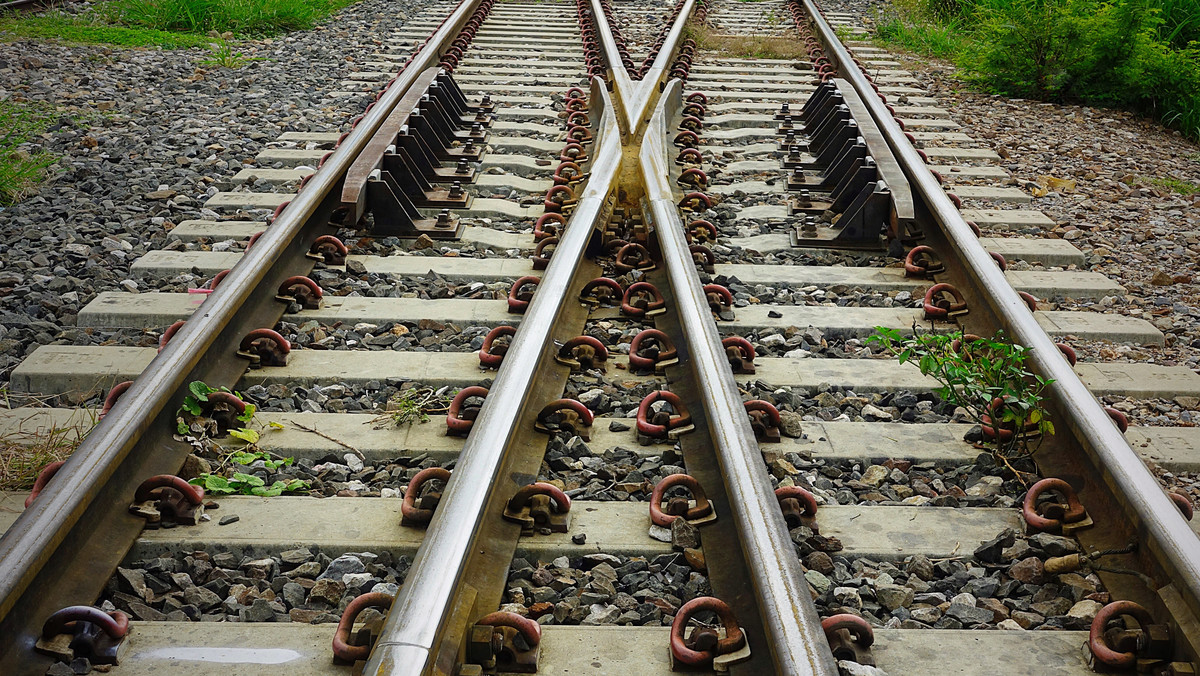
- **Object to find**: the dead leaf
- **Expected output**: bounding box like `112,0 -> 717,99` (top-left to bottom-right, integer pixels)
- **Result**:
1036,175 -> 1076,192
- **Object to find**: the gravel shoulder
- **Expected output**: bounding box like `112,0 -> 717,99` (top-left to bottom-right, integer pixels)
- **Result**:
0,0 -> 429,391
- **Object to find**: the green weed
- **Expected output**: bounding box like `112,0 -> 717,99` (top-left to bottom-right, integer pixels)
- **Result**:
1145,175 -> 1200,194
104,0 -> 355,35
0,101 -> 59,206
190,448 -> 309,496
201,38 -> 263,68
868,327 -> 1054,463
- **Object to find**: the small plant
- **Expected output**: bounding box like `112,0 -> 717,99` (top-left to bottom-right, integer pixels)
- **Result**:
201,38 -> 261,69
373,387 -> 454,428
175,380 -> 256,437
1144,175 -> 1200,195
189,448 -> 308,496
867,326 -> 1054,464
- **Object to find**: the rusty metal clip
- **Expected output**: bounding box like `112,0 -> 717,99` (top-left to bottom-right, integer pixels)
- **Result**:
628,329 -> 679,373
479,326 -> 517,369
236,328 -> 291,367
466,611 -> 541,673
534,398 -> 594,441
579,277 -> 623,307
903,245 -> 943,278
744,400 -> 782,443
554,336 -> 609,372
308,235 -> 348,265
447,386 -> 488,436
531,236 -> 557,270
614,242 -> 656,273
669,597 -> 750,672
776,486 -> 820,532
822,614 -> 875,666
401,467 -> 450,527
722,336 -> 756,374
275,275 -> 323,310
1089,600 -> 1181,672
622,282 -> 667,317
651,473 -> 716,527
922,283 -> 968,320
637,391 -> 694,440
508,276 -> 540,314
503,482 -> 571,534
130,475 -> 206,526
36,607 -> 130,665
703,284 -> 735,321
1023,477 -> 1092,534
332,592 -> 393,663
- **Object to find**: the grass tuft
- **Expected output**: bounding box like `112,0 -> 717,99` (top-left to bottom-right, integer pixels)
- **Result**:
1145,175 -> 1200,195
0,412 -> 95,491
0,13 -> 214,48
686,22 -> 808,60
0,100 -> 59,206
104,0 -> 356,35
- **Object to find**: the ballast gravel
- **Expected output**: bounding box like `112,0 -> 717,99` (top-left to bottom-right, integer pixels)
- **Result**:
100,547 -> 407,622
805,528 -> 1111,631
0,0 -> 435,386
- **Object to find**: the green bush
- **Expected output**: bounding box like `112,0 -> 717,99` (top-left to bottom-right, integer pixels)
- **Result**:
875,0 -> 1200,140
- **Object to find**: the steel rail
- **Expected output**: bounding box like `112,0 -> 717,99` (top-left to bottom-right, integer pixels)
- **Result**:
0,0 -> 483,630
362,78 -> 621,676
802,0 -> 1200,629
588,0 -> 695,138
639,80 -> 839,676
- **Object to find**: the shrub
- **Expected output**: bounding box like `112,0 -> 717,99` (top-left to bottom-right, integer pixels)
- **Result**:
875,0 -> 1200,140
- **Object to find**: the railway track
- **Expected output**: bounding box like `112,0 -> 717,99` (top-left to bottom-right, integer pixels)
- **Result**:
1,0 -> 1199,674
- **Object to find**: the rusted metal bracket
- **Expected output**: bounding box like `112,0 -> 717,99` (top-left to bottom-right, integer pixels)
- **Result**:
464,612 -> 541,673
669,597 -> 751,672
786,79 -> 916,250
129,475 -> 206,527
1088,600 -> 1196,673
822,614 -> 875,666
35,607 -> 129,666
502,482 -> 571,535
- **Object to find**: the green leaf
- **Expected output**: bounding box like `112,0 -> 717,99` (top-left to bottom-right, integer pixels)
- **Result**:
181,396 -> 203,416
231,472 -> 265,487
251,483 -> 285,497
176,420 -> 190,435
236,403 -> 256,423
268,421 -> 285,430
229,428 -> 260,444
202,474 -> 235,494
189,381 -> 216,401
230,451 -> 259,465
